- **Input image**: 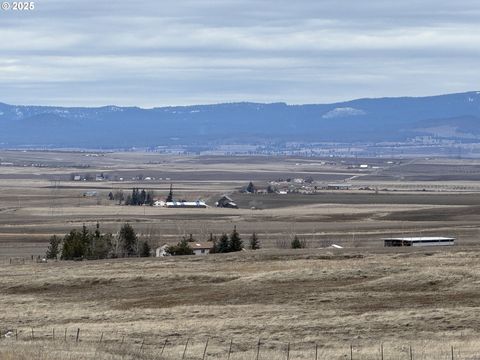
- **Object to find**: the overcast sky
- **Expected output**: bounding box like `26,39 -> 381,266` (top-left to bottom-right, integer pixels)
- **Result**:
1,0 -> 479,107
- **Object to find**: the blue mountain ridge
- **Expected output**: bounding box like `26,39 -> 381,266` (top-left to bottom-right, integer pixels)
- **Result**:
1,91 -> 480,148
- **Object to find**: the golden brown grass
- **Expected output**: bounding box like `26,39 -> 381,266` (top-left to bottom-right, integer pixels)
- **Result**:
2,248 -> 480,358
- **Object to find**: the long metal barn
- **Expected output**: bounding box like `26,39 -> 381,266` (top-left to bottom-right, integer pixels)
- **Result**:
383,237 -> 455,247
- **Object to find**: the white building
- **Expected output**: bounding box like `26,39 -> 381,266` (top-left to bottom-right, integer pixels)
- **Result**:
155,245 -> 170,257
383,237 -> 455,247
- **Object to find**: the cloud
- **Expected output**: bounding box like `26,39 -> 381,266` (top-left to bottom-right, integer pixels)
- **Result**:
0,0 -> 479,106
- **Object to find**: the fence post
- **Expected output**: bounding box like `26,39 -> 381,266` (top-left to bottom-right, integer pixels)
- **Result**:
228,339 -> 233,360
409,345 -> 413,360
182,338 -> 189,360
52,328 -> 55,341
99,332 -> 103,344
381,343 -> 384,360
451,345 -> 454,360
64,328 -> 67,342
75,328 -> 80,343
350,344 -> 353,360
256,338 -> 261,360
15,329 -> 18,341
315,344 -> 318,360
286,342 -> 290,360
31,328 -> 34,340
202,338 -> 209,360
161,338 -> 168,355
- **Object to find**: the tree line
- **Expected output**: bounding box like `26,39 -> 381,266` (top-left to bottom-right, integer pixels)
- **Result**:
46,223 -> 306,261
46,223 -> 151,260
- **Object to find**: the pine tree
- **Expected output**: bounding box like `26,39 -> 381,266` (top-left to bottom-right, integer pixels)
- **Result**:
139,241 -> 151,257
45,235 -> 61,259
119,223 -> 138,257
246,181 -> 256,193
229,226 -> 243,252
249,232 -> 260,250
215,233 -> 230,253
166,184 -> 173,202
167,238 -> 194,256
291,235 -> 303,249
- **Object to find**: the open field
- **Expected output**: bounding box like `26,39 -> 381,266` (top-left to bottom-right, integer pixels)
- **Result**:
2,151 -> 480,358
2,249 -> 480,359
1,151 -> 480,258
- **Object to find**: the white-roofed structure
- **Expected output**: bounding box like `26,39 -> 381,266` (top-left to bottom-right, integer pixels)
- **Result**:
383,237 -> 455,247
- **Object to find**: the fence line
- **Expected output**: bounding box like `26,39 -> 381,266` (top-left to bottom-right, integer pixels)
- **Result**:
0,327 -> 469,360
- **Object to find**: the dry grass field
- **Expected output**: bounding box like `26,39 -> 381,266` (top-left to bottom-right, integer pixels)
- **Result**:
2,151 -> 480,358
2,151 -> 480,258
2,249 -> 480,359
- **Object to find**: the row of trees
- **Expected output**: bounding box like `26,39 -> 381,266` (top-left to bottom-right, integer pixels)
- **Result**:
125,188 -> 155,206
46,224 -> 307,261
46,223 -> 151,260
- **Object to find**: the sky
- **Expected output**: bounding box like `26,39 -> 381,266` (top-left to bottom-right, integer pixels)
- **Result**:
1,0 -> 479,107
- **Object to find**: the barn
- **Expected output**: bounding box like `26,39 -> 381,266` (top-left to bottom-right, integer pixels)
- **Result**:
383,237 -> 455,247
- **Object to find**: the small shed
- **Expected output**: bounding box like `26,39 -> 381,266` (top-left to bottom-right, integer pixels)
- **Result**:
383,237 -> 455,247
216,195 -> 238,209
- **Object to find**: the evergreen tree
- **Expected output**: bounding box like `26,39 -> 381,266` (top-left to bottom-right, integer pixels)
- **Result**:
229,226 -> 243,252
291,235 -> 304,249
61,229 -> 88,260
119,223 -> 138,257
166,184 -> 173,202
139,241 -> 151,257
167,238 -> 194,256
246,181 -> 256,193
140,189 -> 147,204
249,232 -> 260,250
146,190 -> 154,206
215,233 -> 230,253
45,235 -> 61,259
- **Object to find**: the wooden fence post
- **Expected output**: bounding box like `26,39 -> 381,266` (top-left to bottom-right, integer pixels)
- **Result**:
64,328 -> 67,342
31,328 -> 34,340
381,343 -> 384,360
256,338 -> 261,360
75,328 -> 80,343
202,338 -> 209,360
227,339 -> 233,360
286,342 -> 290,360
315,344 -> 318,360
161,338 -> 168,355
99,332 -> 103,344
15,329 -> 18,340
350,344 -> 353,360
451,345 -> 454,360
52,328 -> 55,341
409,345 -> 413,360
182,338 -> 189,360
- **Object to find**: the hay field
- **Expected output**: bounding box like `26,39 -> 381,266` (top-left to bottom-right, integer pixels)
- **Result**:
2,249 -> 480,359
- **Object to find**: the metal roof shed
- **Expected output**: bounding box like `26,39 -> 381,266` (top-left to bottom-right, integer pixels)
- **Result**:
383,237 -> 455,247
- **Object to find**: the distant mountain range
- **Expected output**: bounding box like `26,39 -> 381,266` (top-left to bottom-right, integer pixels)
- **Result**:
1,91 -> 480,148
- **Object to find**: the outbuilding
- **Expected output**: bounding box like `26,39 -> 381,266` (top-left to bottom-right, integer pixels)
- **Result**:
383,237 -> 455,247
189,242 -> 214,255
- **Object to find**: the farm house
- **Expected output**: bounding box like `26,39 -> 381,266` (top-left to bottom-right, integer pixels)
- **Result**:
383,237 -> 455,247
